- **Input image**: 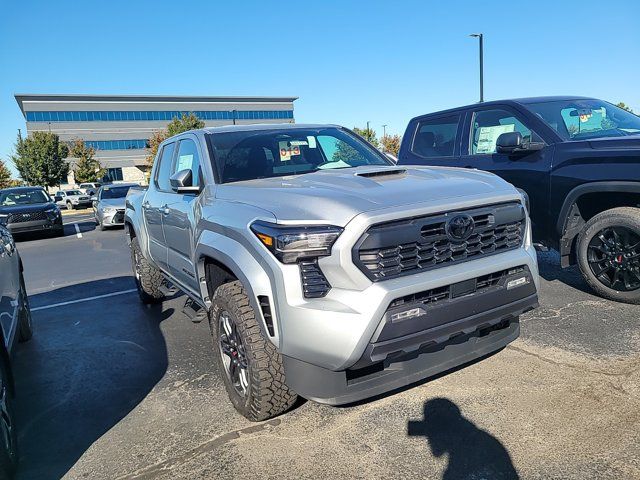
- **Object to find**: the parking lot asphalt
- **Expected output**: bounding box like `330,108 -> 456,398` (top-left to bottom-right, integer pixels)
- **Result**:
10,213 -> 640,480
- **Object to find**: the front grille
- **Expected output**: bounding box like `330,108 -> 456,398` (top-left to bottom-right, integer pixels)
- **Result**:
355,202 -> 525,281
8,211 -> 48,223
299,260 -> 331,298
389,266 -> 526,309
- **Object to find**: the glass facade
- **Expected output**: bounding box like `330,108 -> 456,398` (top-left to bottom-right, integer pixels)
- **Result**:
85,139 -> 148,150
25,110 -> 294,122
104,168 -> 124,182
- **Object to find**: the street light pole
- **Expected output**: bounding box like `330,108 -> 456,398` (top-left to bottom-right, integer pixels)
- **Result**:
382,124 -> 387,138
469,33 -> 484,103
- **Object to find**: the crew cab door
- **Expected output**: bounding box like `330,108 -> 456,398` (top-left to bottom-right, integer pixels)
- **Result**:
398,113 -> 463,168
144,141 -> 177,271
0,227 -> 20,348
163,136 -> 203,292
460,105 -> 552,238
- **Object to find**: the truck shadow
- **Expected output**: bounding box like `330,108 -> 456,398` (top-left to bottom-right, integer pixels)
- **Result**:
13,277 -> 171,480
408,397 -> 519,480
535,250 -> 592,295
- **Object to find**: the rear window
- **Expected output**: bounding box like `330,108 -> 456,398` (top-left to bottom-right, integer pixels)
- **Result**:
412,115 -> 460,158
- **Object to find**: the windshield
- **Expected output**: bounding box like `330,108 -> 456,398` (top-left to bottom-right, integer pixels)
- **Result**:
0,189 -> 50,206
527,99 -> 640,140
207,127 -> 392,183
65,190 -> 83,196
100,186 -> 131,199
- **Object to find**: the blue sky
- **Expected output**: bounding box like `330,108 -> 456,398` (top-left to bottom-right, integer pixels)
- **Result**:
1,0 -> 639,175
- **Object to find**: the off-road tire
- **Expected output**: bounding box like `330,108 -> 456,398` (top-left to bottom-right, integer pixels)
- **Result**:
17,275 -> 33,342
209,281 -> 297,421
130,237 -> 164,304
576,207 -> 640,304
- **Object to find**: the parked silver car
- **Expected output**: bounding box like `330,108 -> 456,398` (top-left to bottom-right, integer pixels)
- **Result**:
93,183 -> 138,230
55,189 -> 92,210
0,225 -> 33,477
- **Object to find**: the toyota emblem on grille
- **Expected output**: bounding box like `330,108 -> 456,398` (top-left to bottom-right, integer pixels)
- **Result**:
445,214 -> 475,241
22,214 -> 30,219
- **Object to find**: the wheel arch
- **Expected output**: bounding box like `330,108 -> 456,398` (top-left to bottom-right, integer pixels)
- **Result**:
557,181 -> 640,267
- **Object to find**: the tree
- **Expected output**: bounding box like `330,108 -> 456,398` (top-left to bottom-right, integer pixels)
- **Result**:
11,131 -> 69,187
353,126 -> 380,148
145,113 -> 205,168
0,160 -> 12,189
69,140 -> 104,183
616,102 -> 634,113
381,134 -> 402,157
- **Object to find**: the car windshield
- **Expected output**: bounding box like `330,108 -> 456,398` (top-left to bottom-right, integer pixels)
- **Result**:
0,189 -> 50,206
100,186 -> 131,199
207,127 -> 392,183
527,99 -> 640,140
65,190 -> 83,195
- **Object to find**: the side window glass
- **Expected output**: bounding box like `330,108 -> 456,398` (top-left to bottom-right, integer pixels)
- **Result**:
155,142 -> 176,191
412,115 -> 460,158
174,139 -> 201,187
470,109 -> 542,154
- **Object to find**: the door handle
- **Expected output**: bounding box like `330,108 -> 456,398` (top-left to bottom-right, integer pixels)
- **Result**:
161,205 -> 170,216
142,201 -> 152,210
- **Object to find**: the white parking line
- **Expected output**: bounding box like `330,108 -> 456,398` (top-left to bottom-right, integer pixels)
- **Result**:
74,223 -> 82,238
31,289 -> 137,312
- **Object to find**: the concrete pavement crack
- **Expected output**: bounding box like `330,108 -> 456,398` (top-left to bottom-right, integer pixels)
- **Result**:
116,418 -> 281,480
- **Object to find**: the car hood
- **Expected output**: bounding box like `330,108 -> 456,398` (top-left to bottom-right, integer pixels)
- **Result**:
588,135 -> 640,150
214,165 -> 516,225
0,202 -> 55,214
99,198 -> 126,209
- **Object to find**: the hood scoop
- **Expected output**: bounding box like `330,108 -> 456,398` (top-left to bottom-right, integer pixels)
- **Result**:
355,168 -> 407,179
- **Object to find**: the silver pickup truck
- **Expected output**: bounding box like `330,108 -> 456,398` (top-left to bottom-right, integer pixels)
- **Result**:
125,124 -> 539,421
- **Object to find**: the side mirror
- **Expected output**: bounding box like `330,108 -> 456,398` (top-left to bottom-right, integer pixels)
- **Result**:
170,169 -> 200,194
496,132 -> 523,154
496,132 -> 545,155
54,195 -> 63,202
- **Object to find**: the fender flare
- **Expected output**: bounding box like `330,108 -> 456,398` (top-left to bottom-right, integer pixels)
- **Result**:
556,181 -> 640,236
195,232 -> 278,345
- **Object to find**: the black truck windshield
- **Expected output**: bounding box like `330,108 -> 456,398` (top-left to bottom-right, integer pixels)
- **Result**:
527,99 -> 640,140
207,127 -> 392,183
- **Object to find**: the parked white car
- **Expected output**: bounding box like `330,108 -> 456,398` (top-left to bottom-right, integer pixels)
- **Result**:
79,183 -> 102,196
55,189 -> 93,210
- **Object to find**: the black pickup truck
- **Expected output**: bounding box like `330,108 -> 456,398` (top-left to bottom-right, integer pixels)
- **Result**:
398,96 -> 640,304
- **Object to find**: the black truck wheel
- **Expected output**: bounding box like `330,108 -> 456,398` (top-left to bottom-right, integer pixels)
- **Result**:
130,237 -> 165,304
209,281 -> 296,421
576,207 -> 640,304
17,275 -> 33,342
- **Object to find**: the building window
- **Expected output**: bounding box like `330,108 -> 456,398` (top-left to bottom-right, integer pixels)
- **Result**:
84,139 -> 149,150
104,168 -> 124,182
25,110 -> 294,122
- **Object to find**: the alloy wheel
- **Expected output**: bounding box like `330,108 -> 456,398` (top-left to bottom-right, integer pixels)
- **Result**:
0,372 -> 15,466
218,311 -> 249,397
587,226 -> 640,291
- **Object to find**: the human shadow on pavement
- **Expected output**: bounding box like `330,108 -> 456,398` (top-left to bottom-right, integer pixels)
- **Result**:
408,398 -> 519,480
13,276 -> 172,480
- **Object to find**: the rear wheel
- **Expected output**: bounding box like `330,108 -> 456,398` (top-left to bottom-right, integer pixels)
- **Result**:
209,281 -> 296,421
577,207 -> 640,304
17,274 -> 33,342
130,237 -> 164,304
0,354 -> 17,480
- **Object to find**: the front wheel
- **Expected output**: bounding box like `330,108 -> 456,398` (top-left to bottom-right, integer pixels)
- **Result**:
130,237 -> 165,304
66,202 -> 73,211
577,207 -> 640,304
209,281 -> 297,421
0,354 -> 18,479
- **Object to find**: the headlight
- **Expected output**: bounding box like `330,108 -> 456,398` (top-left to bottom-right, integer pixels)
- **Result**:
45,206 -> 60,217
0,214 -> 8,226
250,221 -> 343,264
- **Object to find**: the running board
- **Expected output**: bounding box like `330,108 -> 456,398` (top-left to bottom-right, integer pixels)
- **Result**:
158,281 -> 179,297
183,298 -> 207,323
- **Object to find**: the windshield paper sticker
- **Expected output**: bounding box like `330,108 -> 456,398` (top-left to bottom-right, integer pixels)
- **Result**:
476,124 -> 515,154
279,141 -> 301,161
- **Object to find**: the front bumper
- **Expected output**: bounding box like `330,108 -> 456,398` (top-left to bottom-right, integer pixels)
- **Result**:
7,217 -> 62,234
100,209 -> 125,226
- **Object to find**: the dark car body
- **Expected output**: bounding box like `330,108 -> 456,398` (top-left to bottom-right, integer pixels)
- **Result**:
0,224 -> 33,475
398,96 -> 640,268
0,187 -> 64,237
